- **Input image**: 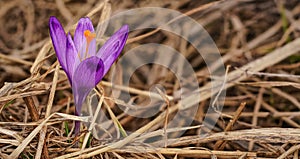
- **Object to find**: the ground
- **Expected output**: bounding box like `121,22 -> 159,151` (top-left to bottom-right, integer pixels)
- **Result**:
0,0 -> 300,158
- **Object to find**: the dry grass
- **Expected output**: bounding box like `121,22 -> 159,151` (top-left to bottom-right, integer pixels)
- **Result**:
1,0 -> 300,158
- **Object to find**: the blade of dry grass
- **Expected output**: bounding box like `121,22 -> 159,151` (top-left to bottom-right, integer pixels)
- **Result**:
277,144 -> 300,159
165,128 -> 300,147
0,90 -> 47,102
238,81 -> 300,89
114,147 -> 257,159
81,89 -> 104,150
35,64 -> 59,159
0,127 -> 23,141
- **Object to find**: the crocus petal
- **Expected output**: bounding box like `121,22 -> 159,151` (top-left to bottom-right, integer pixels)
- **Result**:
65,33 -> 80,84
74,17 -> 96,59
96,25 -> 129,75
72,56 -> 104,116
88,38 -> 96,56
49,16 -> 67,71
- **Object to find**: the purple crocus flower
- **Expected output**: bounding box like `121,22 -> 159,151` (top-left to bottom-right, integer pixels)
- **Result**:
49,16 -> 128,135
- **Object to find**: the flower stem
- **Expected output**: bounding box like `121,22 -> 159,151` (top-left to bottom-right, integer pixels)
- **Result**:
74,108 -> 81,136
74,120 -> 81,136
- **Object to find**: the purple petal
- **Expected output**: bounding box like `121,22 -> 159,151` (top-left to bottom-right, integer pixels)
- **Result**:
87,38 -> 96,57
72,56 -> 104,116
65,33 -> 80,84
74,17 -> 96,59
96,25 -> 129,75
49,16 -> 67,71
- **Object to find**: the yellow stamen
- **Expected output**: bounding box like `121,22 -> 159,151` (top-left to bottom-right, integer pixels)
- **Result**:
83,30 -> 96,58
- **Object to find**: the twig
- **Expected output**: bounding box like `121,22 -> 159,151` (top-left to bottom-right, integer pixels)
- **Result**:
23,96 -> 39,121
214,102 -> 246,150
248,88 -> 264,151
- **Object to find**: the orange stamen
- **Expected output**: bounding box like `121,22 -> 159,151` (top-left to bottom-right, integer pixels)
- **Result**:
83,30 -> 96,58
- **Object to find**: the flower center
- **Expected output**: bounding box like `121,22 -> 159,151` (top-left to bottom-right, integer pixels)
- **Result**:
82,30 -> 96,59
